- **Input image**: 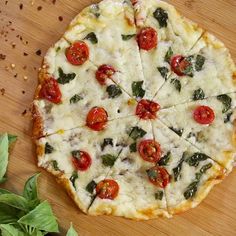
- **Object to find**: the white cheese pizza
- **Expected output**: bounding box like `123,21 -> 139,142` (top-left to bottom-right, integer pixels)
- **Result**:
33,0 -> 236,220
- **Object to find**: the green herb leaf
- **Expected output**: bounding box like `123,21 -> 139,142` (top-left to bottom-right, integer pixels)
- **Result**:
45,143 -> 54,154
172,153 -> 187,181
70,171 -> 78,190
106,85 -> 122,98
7,134 -> 17,145
52,160 -> 60,171
185,153 -> 210,167
169,127 -> 183,137
182,56 -> 194,77
101,138 -> 113,151
170,79 -> 181,92
164,47 -> 173,63
23,173 -> 40,202
0,134 -> 9,183
71,150 -> 81,159
0,224 -> 25,236
56,46 -> 61,53
129,142 -> 137,153
217,94 -> 232,113
129,127 -> 147,141
58,67 -> 76,85
0,204 -> 20,224
66,223 -> 78,236
86,180 -> 97,194
183,181 -> 198,200
195,55 -> 205,71
153,7 -> 168,28
18,201 -> 59,233
192,88 -> 205,101
84,32 -> 98,44
146,169 -> 157,179
155,191 -> 164,200
157,67 -> 169,80
132,81 -> 145,98
90,4 -> 100,18
122,34 -> 136,41
200,163 -> 213,174
158,152 -> 171,166
101,154 -> 116,167
224,111 -> 233,123
0,189 -> 11,195
70,94 -> 83,104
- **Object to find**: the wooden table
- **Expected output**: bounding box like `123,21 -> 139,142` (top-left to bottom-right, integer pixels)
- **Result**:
0,0 -> 235,235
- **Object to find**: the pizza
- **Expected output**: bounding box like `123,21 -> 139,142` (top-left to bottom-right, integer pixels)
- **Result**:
33,0 -> 236,220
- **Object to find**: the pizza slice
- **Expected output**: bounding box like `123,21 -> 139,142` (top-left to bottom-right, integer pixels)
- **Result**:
154,32 -> 236,108
36,116 -> 139,213
152,120 -> 226,215
159,94 -> 236,172
132,0 -> 203,99
33,37 -> 137,138
88,119 -> 170,219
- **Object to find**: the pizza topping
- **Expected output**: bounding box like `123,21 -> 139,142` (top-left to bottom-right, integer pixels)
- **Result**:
172,153 -> 187,181
170,55 -> 193,77
138,140 -> 162,163
136,99 -> 160,120
217,94 -> 232,113
193,106 -> 215,125
155,191 -> 164,200
106,85 -> 122,98
39,77 -> 62,104
158,152 -> 171,166
129,126 -> 147,141
86,107 -> 108,131
132,81 -> 145,98
96,65 -> 116,85
137,27 -> 158,51
169,127 -> 184,137
45,142 -> 54,154
101,138 -> 113,151
193,88 -> 205,101
101,154 -> 117,167
70,171 -> 78,189
96,179 -> 119,200
195,55 -> 206,71
70,94 -> 83,104
153,8 -> 168,28
90,4 -> 100,18
66,41 -> 89,66
184,163 -> 212,200
86,180 -> 97,194
84,32 -> 98,44
157,67 -> 169,80
129,142 -> 137,153
170,78 -> 181,92
57,67 -> 76,84
146,166 -> 170,188
122,34 -> 136,41
51,160 -> 60,171
224,111 -> 233,123
185,153 -> 210,167
71,150 -> 92,171
164,47 -> 173,63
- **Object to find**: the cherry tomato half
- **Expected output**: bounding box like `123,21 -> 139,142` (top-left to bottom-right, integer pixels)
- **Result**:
96,65 -> 116,85
138,140 -> 162,163
137,27 -> 158,51
66,41 -> 89,66
96,179 -> 119,200
193,105 -> 215,125
86,107 -> 108,131
136,99 -> 160,120
72,150 -> 92,171
170,55 -> 191,76
146,166 -> 170,188
38,77 -> 62,104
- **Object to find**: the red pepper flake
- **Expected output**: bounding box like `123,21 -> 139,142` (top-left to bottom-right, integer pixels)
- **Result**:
22,109 -> 27,116
14,73 -> 18,78
0,54 -> 6,60
0,88 -> 5,95
37,6 -> 42,11
5,1 -> 8,5
58,16 -> 63,22
36,49 -> 41,56
19,3 -> 23,10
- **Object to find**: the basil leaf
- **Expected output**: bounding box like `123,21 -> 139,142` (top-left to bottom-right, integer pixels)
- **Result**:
23,173 -> 40,202
0,134 -> 9,184
58,67 -> 76,85
84,32 -> 98,44
182,56 -> 194,77
45,143 -> 54,154
56,46 -> 61,52
157,67 -> 169,80
158,152 -> 171,166
130,127 -> 147,141
71,150 -> 81,159
106,85 -> 122,98
171,79 -> 181,92
224,111 -> 233,123
155,191 -> 164,200
217,94 -> 232,113
18,201 -> 59,233
0,189 -> 11,195
183,181 -> 198,200
185,153 -> 210,167
70,94 -> 83,104
146,169 -> 157,179
192,88 -> 205,101
7,134 -> 17,145
153,7 -> 168,28
0,204 -> 20,224
66,223 -> 78,236
172,153 -> 187,181
164,47 -> 173,63
132,81 -> 145,98
129,142 -> 137,153
86,180 -> 97,194
70,171 -> 78,190
101,154 -> 116,167
52,160 -> 60,171
0,224 -> 25,236
122,34 -> 136,41
90,4 -> 100,18
195,55 -> 205,71
200,163 -> 213,174
169,127 -> 183,137
101,138 -> 113,151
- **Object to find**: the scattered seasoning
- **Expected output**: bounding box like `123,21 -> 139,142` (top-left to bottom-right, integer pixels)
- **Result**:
23,65 -> 27,70
0,54 -> 6,60
0,88 -> 5,96
10,64 -> 15,69
19,3 -> 23,10
37,6 -> 42,11
58,16 -> 63,22
14,73 -> 18,78
22,109 -> 27,116
36,49 -> 41,56
11,42 -> 16,49
52,0 -> 57,4
23,52 -> 28,56
23,75 -> 28,81
5,1 -> 8,5
22,90 -> 25,94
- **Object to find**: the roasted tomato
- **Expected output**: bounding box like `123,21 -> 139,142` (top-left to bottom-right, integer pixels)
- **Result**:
170,55 -> 191,76
193,105 -> 215,125
96,65 -> 116,85
136,99 -> 160,120
96,179 -> 119,200
137,27 -> 158,51
72,150 -> 92,171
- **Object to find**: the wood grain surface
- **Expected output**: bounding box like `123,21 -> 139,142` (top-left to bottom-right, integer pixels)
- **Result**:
0,0 -> 236,235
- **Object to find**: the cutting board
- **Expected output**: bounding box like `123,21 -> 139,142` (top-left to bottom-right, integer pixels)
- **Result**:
0,0 -> 236,235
